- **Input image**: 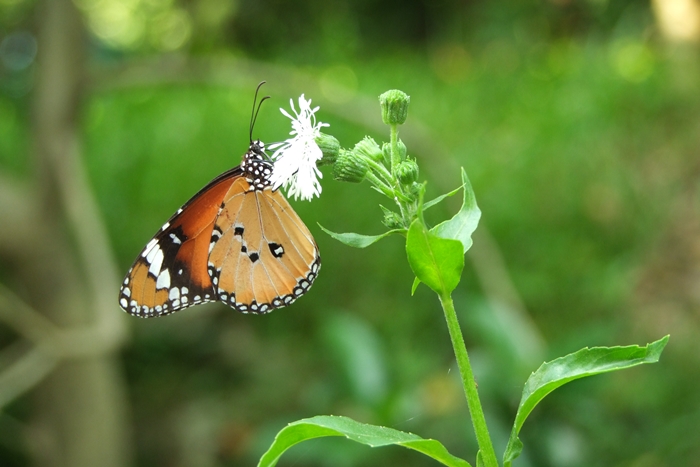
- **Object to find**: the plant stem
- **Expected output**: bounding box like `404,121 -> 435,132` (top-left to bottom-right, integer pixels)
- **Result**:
390,124 -> 399,175
439,293 -> 499,467
386,124 -> 416,220
365,157 -> 394,186
364,170 -> 395,199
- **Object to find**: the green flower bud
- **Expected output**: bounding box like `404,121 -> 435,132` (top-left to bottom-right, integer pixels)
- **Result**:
382,142 -> 391,163
380,205 -> 404,229
379,90 -> 410,125
315,132 -> 340,166
353,136 -> 383,162
409,182 -> 422,197
381,139 -> 407,166
396,139 -> 407,159
383,212 -> 403,229
333,149 -> 368,183
396,158 -> 419,185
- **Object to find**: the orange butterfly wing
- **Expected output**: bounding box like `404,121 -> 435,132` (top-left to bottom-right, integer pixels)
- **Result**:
207,179 -> 320,313
119,145 -> 320,318
119,168 -> 242,317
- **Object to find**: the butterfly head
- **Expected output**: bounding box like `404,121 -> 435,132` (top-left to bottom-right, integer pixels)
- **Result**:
241,140 -> 274,191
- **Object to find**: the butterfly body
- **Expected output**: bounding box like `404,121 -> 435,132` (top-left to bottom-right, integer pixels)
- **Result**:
119,141 -> 320,318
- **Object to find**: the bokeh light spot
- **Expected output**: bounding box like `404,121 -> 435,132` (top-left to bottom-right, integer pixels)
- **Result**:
86,0 -> 145,49
610,40 -> 656,83
429,42 -> 470,84
151,8 -> 192,51
481,40 -> 520,75
0,31 -> 37,71
320,65 -> 358,104
652,0 -> 700,43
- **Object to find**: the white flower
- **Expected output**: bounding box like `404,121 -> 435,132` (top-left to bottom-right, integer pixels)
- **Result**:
269,94 -> 329,201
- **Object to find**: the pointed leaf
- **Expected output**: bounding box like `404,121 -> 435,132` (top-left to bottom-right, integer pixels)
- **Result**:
411,277 -> 421,295
258,415 -> 472,467
406,220 -> 464,296
424,183 -> 464,211
319,224 -> 405,248
431,168 -> 481,253
503,336 -> 669,466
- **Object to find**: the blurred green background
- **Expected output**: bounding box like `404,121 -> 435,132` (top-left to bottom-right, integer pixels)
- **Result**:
1,0 -> 699,466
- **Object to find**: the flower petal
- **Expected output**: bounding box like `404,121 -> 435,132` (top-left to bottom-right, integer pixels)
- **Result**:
270,95 -> 328,201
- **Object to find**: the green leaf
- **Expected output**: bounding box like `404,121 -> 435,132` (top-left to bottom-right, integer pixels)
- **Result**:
258,415 -> 472,467
503,335 -> 670,466
423,182 -> 464,211
406,220 -> 464,296
431,168 -> 481,253
319,224 -> 405,248
411,277 -> 421,295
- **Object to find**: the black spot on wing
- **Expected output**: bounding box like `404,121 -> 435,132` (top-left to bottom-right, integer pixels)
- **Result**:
268,242 -> 284,258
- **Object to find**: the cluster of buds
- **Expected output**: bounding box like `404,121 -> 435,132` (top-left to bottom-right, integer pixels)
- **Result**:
314,90 -> 421,229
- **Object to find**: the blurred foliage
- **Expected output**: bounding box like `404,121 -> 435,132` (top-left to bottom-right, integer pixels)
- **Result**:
1,0 -> 700,466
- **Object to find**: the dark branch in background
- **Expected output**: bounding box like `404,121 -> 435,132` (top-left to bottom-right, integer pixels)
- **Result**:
0,174 -> 39,255
0,0 -> 132,466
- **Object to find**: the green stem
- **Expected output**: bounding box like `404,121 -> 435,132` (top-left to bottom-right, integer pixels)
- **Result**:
365,157 -> 394,186
390,124 -> 399,175
387,125 -> 415,219
439,293 -> 499,467
364,166 -> 413,204
364,170 -> 395,199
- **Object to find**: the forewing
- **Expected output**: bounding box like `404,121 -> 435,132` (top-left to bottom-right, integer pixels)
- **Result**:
119,168 -> 241,317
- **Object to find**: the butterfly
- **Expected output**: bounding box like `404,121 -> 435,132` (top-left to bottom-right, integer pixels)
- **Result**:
118,116 -> 320,318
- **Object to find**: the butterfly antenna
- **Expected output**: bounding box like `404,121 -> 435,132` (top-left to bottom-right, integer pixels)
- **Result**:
249,81 -> 270,143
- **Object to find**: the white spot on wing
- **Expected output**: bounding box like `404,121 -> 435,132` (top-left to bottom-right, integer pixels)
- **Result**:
169,288 -> 180,301
142,239 -> 158,257
148,247 -> 164,276
156,269 -> 171,289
